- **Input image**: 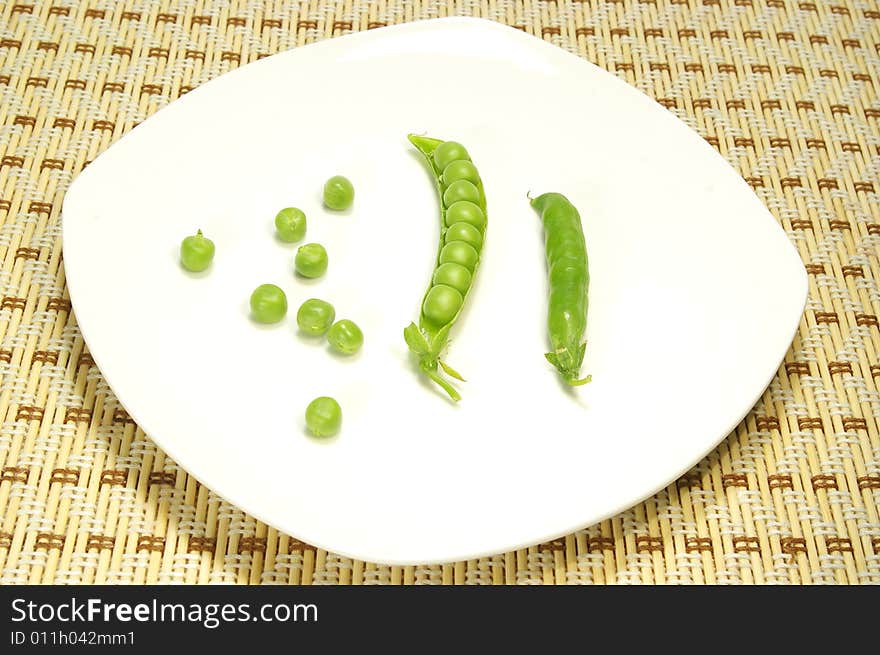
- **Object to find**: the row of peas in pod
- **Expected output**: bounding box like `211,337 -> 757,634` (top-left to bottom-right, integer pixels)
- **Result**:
403,135 -> 488,402
178,175 -> 359,438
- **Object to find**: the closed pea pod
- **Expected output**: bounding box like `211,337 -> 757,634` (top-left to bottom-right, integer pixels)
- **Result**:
530,192 -> 591,386
404,134 -> 488,401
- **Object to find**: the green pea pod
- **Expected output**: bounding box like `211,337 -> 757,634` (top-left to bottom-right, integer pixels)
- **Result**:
530,192 -> 592,386
404,134 -> 488,401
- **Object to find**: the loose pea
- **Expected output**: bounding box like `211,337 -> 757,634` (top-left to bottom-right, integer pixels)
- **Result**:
439,241 -> 479,271
422,284 -> 463,326
274,207 -> 307,242
432,262 -> 472,295
180,229 -> 215,272
445,200 -> 486,229
296,298 -> 335,336
433,141 -> 470,170
323,175 -> 355,210
305,396 -> 342,438
442,179 -> 481,207
441,160 -> 480,186
249,283 -> 287,324
326,319 -> 363,355
444,221 -> 483,250
295,243 -> 328,278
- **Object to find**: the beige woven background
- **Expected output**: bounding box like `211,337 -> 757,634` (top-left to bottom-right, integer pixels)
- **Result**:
1,0 -> 878,584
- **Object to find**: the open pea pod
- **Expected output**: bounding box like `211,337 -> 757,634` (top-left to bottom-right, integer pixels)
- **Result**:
403,134 -> 488,402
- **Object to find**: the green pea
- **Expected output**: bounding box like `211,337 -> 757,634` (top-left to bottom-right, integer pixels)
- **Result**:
445,200 -> 485,230
441,160 -> 480,187
433,141 -> 470,170
250,283 -> 287,324
323,175 -> 354,211
295,243 -> 328,278
180,229 -> 215,272
442,179 -> 481,207
444,221 -> 483,250
305,396 -> 342,438
439,241 -> 479,271
296,298 -> 335,336
422,284 -> 463,326
327,319 -> 363,355
274,207 -> 307,242
432,262 -> 471,295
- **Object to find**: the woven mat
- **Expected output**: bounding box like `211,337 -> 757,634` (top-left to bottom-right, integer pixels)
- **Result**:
1,0 -> 878,585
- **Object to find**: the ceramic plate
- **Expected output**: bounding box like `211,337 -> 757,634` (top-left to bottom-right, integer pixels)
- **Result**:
61,17 -> 807,564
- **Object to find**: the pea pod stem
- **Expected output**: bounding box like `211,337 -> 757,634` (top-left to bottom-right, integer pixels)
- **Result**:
424,367 -> 462,402
438,359 -> 465,382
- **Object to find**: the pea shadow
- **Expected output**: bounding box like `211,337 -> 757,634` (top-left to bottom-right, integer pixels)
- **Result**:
324,344 -> 363,362
273,232 -> 304,247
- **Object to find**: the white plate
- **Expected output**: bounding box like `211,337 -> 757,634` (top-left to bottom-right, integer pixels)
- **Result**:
62,17 -> 807,564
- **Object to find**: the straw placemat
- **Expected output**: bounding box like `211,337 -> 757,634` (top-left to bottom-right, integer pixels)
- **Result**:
1,0 -> 878,585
